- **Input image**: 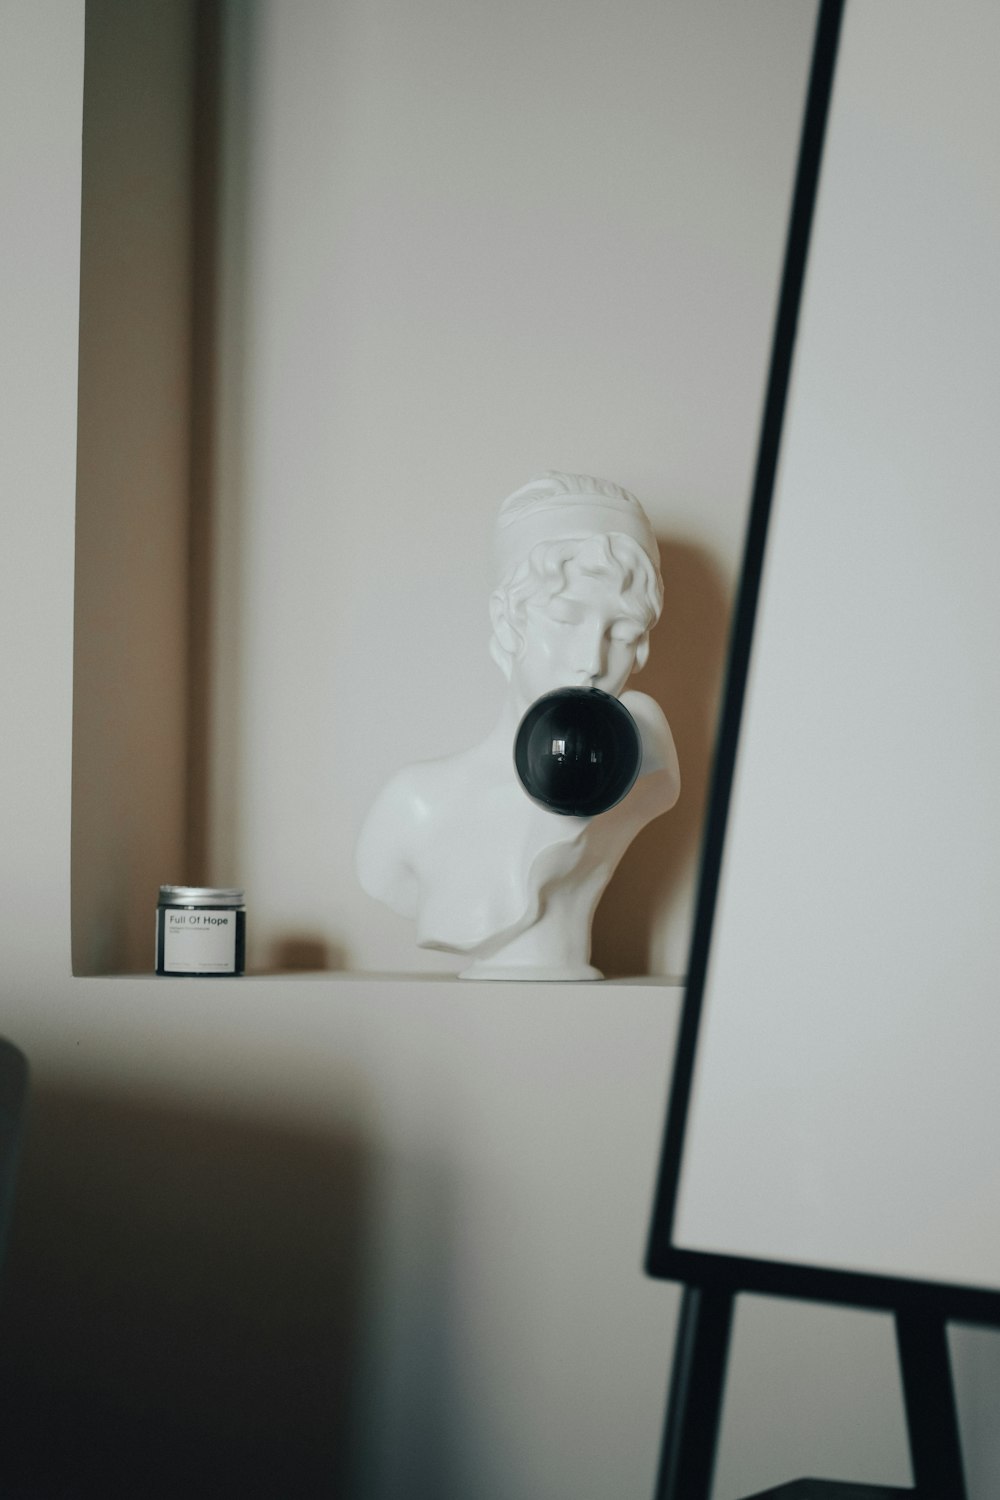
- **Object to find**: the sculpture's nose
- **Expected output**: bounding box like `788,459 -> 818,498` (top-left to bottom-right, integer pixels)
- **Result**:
577,625 -> 606,684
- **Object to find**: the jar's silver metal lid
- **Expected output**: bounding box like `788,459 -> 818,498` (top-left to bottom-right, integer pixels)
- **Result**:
159,885 -> 245,906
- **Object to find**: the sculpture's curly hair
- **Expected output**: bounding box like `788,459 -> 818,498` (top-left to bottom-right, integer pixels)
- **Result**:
489,531 -> 663,679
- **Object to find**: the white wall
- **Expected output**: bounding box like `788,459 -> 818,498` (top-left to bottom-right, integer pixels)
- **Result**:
9,3 -> 997,1499
204,0 -> 818,980
0,15 -> 687,1497
0,27 -> 683,1484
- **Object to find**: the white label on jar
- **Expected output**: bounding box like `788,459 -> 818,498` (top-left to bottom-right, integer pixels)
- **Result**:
162,909 -> 237,973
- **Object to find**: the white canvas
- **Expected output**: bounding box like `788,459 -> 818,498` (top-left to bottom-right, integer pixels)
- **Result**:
673,0 -> 1000,1291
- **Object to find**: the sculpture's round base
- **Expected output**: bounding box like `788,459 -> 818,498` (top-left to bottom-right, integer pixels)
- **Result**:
459,960 -> 604,982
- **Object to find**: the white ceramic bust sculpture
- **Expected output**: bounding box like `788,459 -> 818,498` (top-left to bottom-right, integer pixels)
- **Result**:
356,472 -> 680,980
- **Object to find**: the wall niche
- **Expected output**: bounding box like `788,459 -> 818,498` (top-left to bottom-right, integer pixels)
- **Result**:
72,0 -> 812,980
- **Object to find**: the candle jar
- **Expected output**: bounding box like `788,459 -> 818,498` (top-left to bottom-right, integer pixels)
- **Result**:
155,886 -> 246,976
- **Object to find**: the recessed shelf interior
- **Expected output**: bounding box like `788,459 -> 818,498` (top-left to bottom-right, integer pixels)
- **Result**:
71,0 -> 810,982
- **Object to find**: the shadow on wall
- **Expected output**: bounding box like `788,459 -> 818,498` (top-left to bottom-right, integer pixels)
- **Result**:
592,537 -> 730,978
0,1082 -> 372,1499
266,935 -> 346,973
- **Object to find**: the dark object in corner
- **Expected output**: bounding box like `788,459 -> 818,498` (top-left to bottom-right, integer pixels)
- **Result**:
0,1038 -> 28,1267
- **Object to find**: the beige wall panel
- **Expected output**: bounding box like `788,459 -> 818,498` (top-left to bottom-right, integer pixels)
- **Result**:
205,0 -> 818,978
72,0 -> 197,973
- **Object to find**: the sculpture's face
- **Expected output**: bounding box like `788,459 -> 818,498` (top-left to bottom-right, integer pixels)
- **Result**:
512,570 -> 647,704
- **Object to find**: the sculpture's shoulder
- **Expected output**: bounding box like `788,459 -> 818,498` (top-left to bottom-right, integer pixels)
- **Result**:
356,760 -> 430,915
366,756 -> 449,830
358,755 -> 451,848
620,689 -> 680,809
355,750 -> 480,915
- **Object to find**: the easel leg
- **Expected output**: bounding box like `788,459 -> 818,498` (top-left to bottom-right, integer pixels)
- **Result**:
895,1310 -> 966,1500
654,1284 -> 735,1500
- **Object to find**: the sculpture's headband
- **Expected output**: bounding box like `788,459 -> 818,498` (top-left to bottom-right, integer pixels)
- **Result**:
494,475 -> 659,584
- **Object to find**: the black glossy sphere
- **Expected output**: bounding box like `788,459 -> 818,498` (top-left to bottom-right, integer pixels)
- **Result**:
513,687 -> 641,817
